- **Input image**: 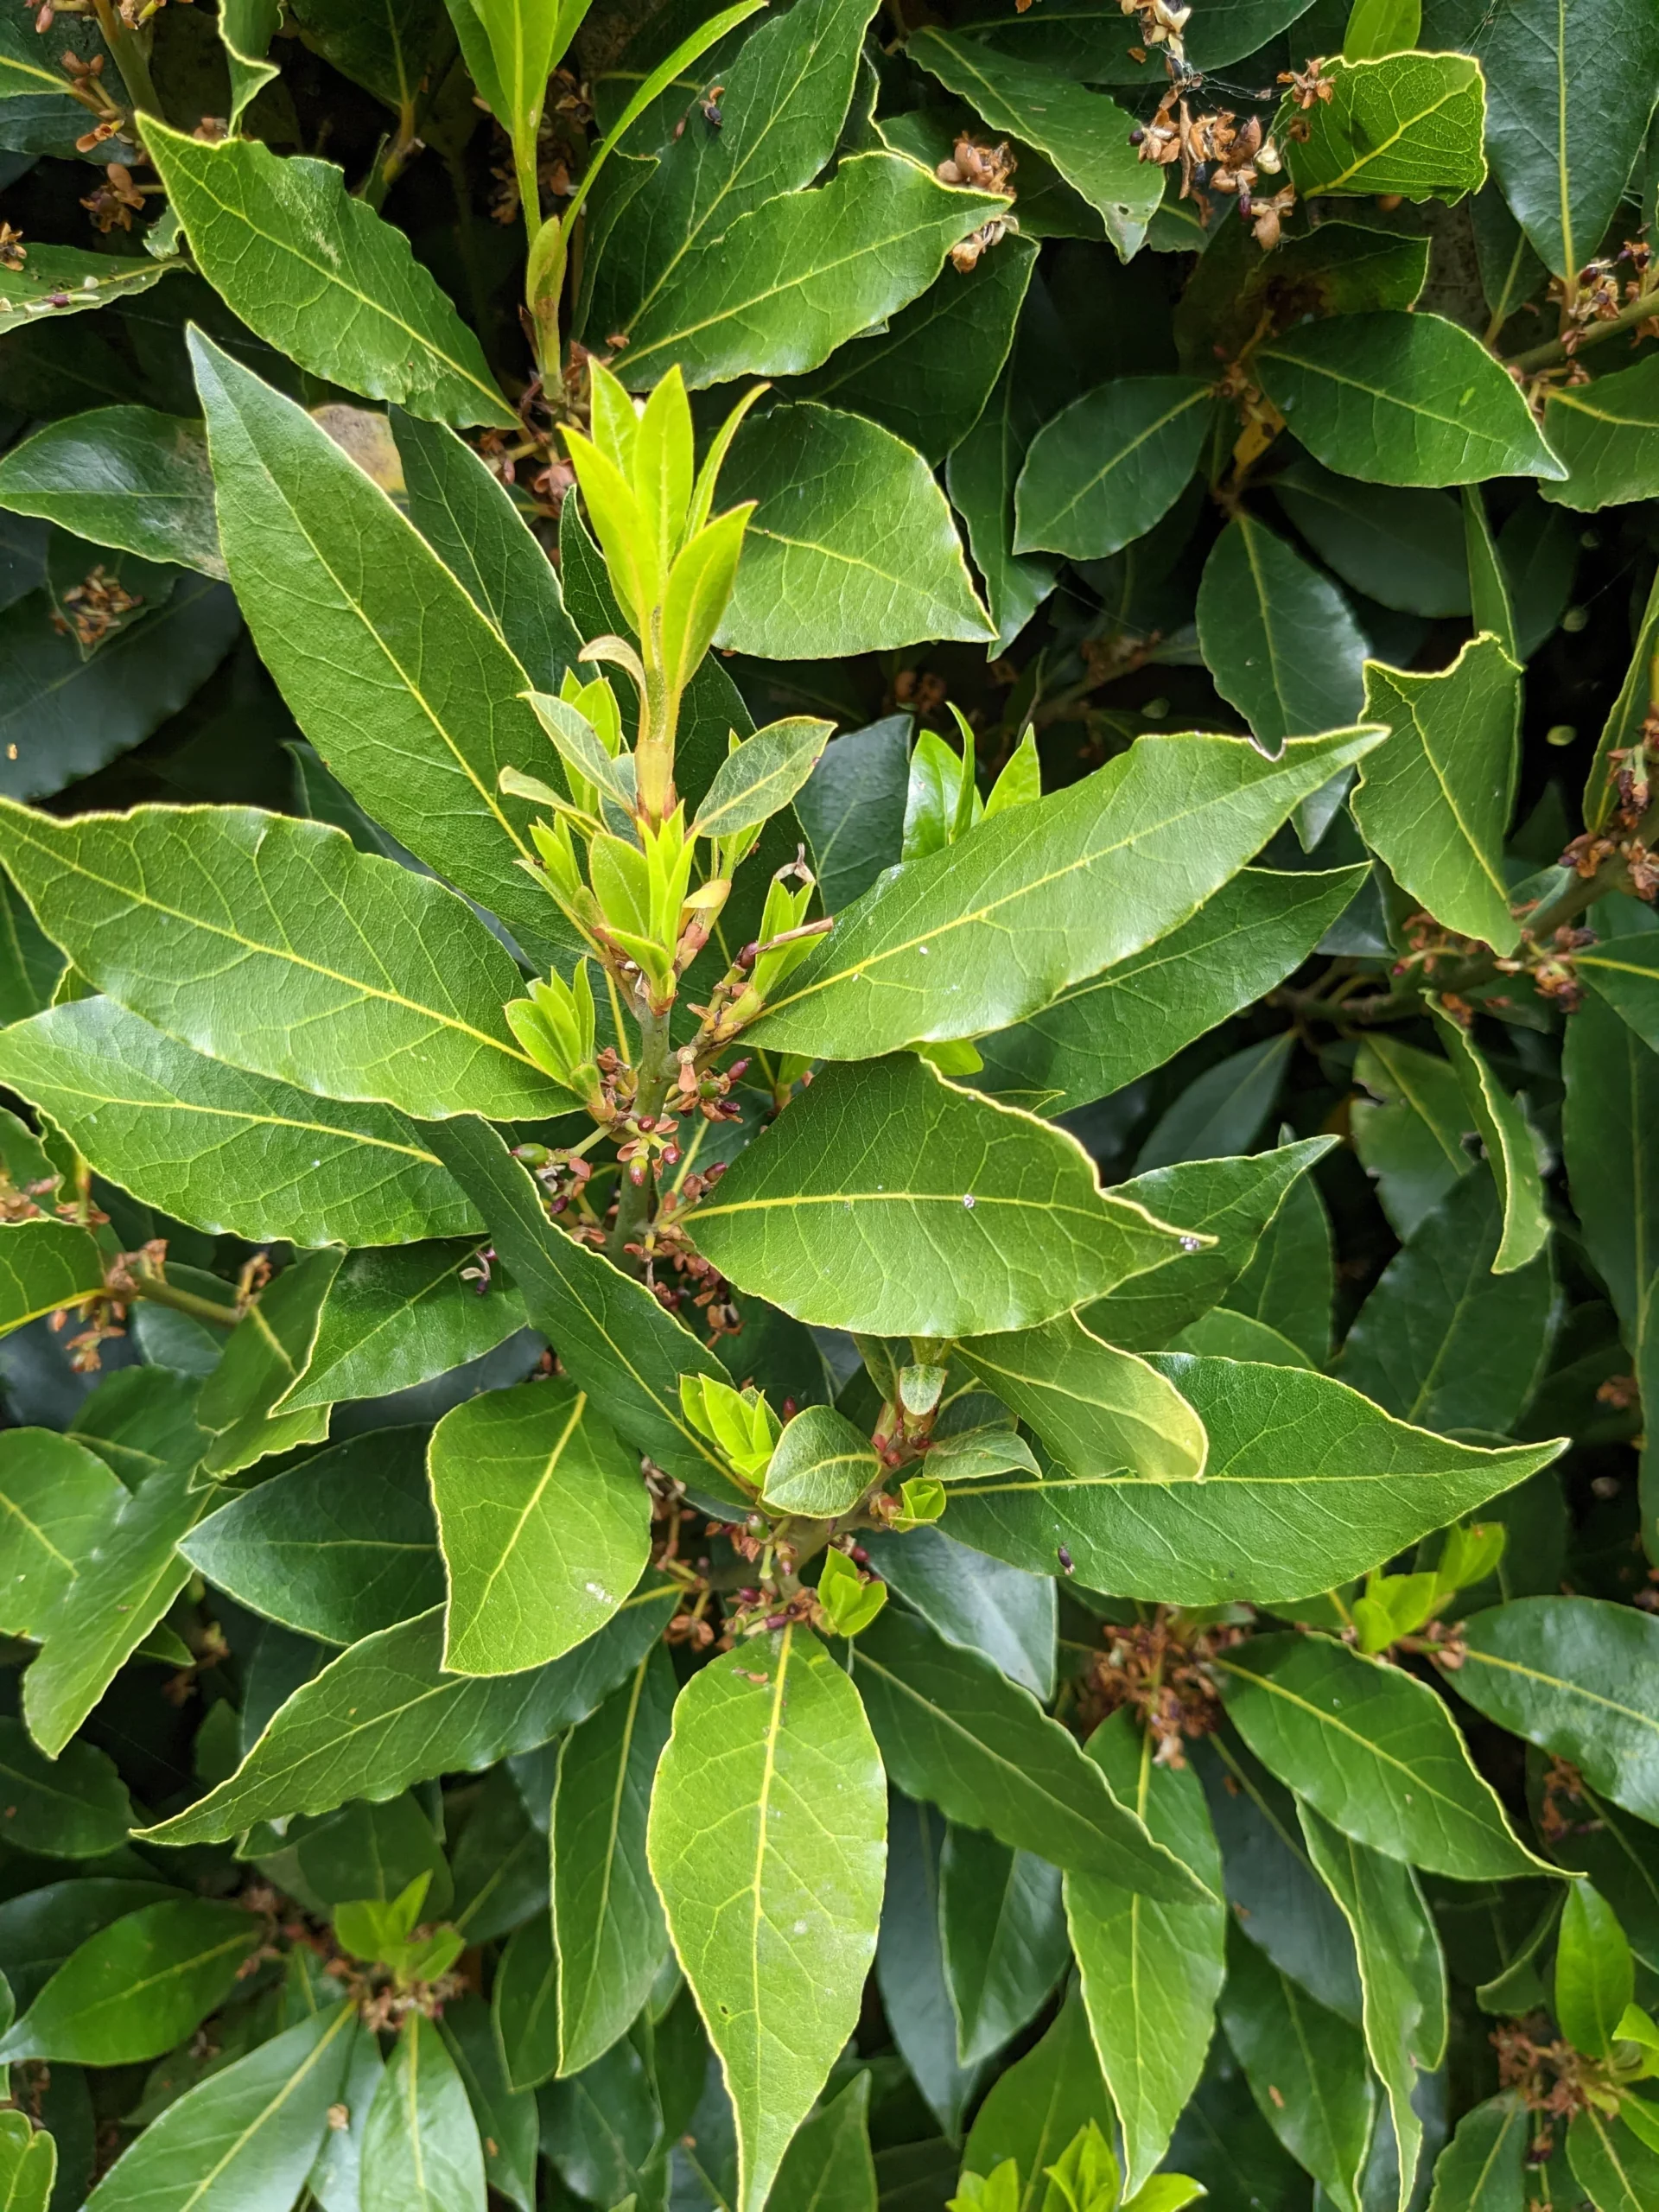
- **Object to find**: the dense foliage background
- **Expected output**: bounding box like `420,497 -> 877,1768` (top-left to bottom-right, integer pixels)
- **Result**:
3,0 -> 1659,2209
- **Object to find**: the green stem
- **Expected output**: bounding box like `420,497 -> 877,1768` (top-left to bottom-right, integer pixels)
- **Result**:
125,1266 -> 239,1330
92,0 -> 161,124
607,1001 -> 676,1265
1506,288 -> 1659,375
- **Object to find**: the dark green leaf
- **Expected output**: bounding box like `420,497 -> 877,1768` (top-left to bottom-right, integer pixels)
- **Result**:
0,1719 -> 130,1859
1273,459 -> 1470,619
1014,378 -> 1216,561
1218,1924 -> 1375,2212
1197,512 -> 1369,748
1424,2093 -> 1527,2212
877,1792 -> 982,2140
959,1989 -> 1113,2212
362,2012 -> 486,2212
0,1900 -> 260,2067
1563,993 -> 1659,1348
196,1248 -> 340,1479
939,1822 -> 1067,2065
280,1242 -> 526,1413
862,1526 -> 1055,1700
1566,2107 -> 1659,2212
1542,354 -> 1659,512
1350,1033 -> 1476,1241
0,406 -> 223,577
441,1994 -> 538,2212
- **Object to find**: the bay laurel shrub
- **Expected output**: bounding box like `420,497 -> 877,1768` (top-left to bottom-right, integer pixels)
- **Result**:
3,0 -> 1659,2208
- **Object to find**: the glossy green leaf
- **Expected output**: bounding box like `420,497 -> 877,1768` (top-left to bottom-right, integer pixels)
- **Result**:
0,2111 -> 53,2212
1197,513 -> 1369,748
1256,312 -> 1566,486
1221,1165 -> 1335,1366
1273,459 -> 1470,619
189,333 -> 577,972
0,1718 -> 130,1859
0,1899 -> 260,2067
1084,1140 -> 1338,1354
1567,2107 -> 1659,2212
0,1426 -> 124,1638
1344,0 -> 1423,58
82,2001 -> 359,2212
906,31 -> 1161,257
1351,1032 -> 1477,1240
1219,1633 -> 1546,1878
1066,1711 -> 1227,2195
281,1242 -> 525,1413
1218,1925 -> 1375,2212
1336,1173 -> 1553,1433
0,245 -> 169,333
493,1913 -> 558,2092
1430,1008 -> 1550,1274
1300,1803 -> 1447,2212
975,868 -> 1363,1113
647,1625 -> 886,2212
137,1585 -> 677,1846
851,1606 -> 1205,1898
960,1988 -> 1113,2210
948,358 -> 1060,651
1562,991 -> 1659,1347
21,1461 -> 205,1759
196,1248 -> 340,1478
1554,1879 -> 1633,2059
692,1052 -> 1191,1338
1578,933 -> 1659,1060
792,236 -> 1037,465
218,0 -> 282,123
603,150 -> 1002,391
957,1310 -> 1208,1484
0,571 -> 240,804
1353,634 -> 1521,951
419,1114 -> 741,1503
1541,355 -> 1659,512
431,1374 -> 649,1675
553,1646 -> 675,2075
181,1428 -> 444,1644
771,2073 -> 876,2212
0,1215 -> 104,1334
0,803 -> 566,1123
145,124 -> 511,426
877,1792 -> 982,2139
863,1526 -> 1054,1700
747,726 -> 1380,1058
939,1823 -> 1067,2067
761,1402 -> 880,1516
1014,378 -> 1216,562
718,402 -> 994,657
1476,0 -> 1659,280
362,2011 -> 486,2212
692,718 -> 833,845
1424,2093 -> 1527,2212
1452,1596 -> 1659,1827
1281,52 -> 1485,201
441,1995 -> 537,2212
0,407 -> 223,578
0,998 -> 480,1249
946,1352 -> 1558,1602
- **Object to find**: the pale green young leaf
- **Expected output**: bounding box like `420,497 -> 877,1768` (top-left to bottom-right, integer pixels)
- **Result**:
1353,635 -> 1521,952
945,1353 -> 1559,1602
137,1586 -> 677,1846
419,1115 -> 744,1503
362,2012 -> 487,2212
1197,513 -> 1369,749
718,402 -> 995,656
0,804 -> 567,1124
1555,1880 -> 1634,2059
906,31 -> 1161,257
851,1607 -> 1207,1898
1281,51 -> 1485,201
430,1375 -> 650,1675
1066,1710 -> 1227,2195
1219,1633 -> 1548,1878
0,1215 -> 105,1335
745,726 -> 1381,1058
0,999 -> 482,1249
647,1626 -> 887,2212
145,125 -> 512,426
82,2002 -> 359,2212
553,1647 -> 676,2076
1256,312 -> 1566,486
662,506 -> 751,698
1452,1596 -> 1659,1827
1218,1925 -> 1375,2212
1343,0 -> 1422,59
1300,1804 -> 1448,2212
956,1311 -> 1208,1484
1424,2093 -> 1527,2212
0,2112 -> 53,2212
188,334 -> 578,972
1430,1008 -> 1550,1273
1336,1173 -> 1553,1433
181,1428 -> 444,1646
0,1899 -> 260,2066
690,1052 -> 1193,1338
1014,378 -> 1216,562
0,407 -> 223,578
